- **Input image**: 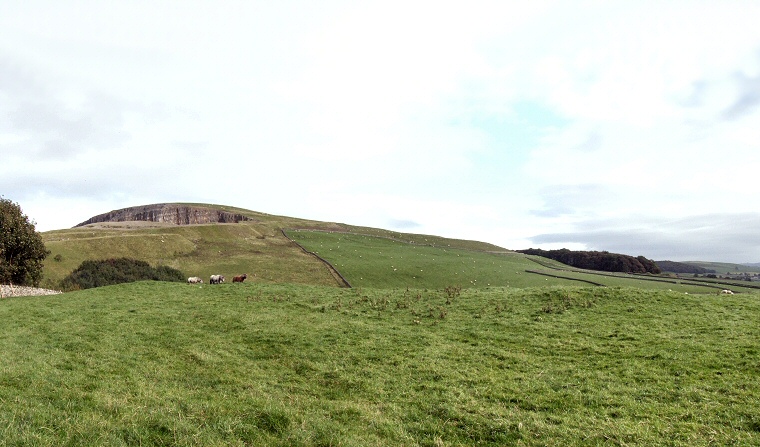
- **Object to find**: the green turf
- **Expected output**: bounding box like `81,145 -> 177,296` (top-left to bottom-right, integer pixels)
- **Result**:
1,281 -> 759,446
684,261 -> 760,275
42,223 -> 342,289
42,205 -> 755,294
287,230 -> 755,293
40,207 -> 508,290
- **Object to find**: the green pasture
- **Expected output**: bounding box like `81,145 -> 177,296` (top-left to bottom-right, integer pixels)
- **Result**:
1,281 -> 759,446
42,223 -> 340,289
685,261 -> 760,275
287,230 -> 751,293
287,229 -> 575,289
40,209 -> 508,291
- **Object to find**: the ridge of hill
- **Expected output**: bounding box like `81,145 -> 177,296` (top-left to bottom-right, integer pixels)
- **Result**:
40,203 -> 760,294
41,203 -> 508,289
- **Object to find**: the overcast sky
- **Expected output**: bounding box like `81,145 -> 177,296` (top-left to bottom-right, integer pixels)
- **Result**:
2,1 -> 760,263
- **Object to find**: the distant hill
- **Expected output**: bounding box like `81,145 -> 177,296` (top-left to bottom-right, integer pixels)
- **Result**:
681,261 -> 760,275
656,260 -> 715,274
41,203 -> 508,289
39,203 -> 760,294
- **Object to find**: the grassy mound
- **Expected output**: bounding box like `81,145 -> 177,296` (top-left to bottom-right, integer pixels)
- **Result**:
1,281 -> 759,445
41,204 -> 759,293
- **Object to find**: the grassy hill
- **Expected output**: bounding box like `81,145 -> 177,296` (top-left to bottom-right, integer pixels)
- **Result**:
42,220 -> 341,289
14,204 -> 760,444
40,204 -> 758,294
684,261 -> 760,275
1,281 -> 759,445
287,230 -> 760,294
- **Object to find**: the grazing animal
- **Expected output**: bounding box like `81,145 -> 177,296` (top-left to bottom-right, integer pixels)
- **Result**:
187,276 -> 203,284
233,274 -> 248,283
720,289 -> 734,295
210,274 -> 225,285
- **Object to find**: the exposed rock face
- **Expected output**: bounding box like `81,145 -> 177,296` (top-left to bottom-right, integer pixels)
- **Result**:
74,204 -> 251,227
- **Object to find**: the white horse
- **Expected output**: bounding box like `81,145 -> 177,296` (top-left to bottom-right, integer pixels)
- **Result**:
210,274 -> 225,285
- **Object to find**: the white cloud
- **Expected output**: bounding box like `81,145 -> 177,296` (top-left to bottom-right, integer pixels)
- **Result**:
2,1 -> 760,261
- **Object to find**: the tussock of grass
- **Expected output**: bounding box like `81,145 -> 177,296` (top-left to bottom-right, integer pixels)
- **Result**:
1,282 -> 759,445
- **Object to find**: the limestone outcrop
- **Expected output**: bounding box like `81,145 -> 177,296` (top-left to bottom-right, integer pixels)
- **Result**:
74,204 -> 251,227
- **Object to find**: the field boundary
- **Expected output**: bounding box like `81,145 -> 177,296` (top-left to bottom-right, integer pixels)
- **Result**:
524,270 -> 606,286
281,230 -> 352,288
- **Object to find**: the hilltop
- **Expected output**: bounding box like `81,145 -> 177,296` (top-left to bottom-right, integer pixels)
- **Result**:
38,202 -> 760,295
41,203 -> 507,290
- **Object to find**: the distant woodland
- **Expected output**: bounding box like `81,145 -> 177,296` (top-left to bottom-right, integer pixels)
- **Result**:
518,248 -> 662,274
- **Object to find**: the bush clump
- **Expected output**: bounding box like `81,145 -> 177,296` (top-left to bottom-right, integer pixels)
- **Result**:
60,258 -> 185,290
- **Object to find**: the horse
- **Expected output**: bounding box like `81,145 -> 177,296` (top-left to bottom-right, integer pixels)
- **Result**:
232,273 -> 248,283
187,276 -> 203,284
210,274 -> 225,285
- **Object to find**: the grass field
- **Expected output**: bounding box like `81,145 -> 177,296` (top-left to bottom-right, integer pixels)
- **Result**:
41,205 -> 758,295
1,281 -> 759,446
41,223 -> 342,289
684,261 -> 760,275
287,230 -> 757,294
40,208 -> 506,290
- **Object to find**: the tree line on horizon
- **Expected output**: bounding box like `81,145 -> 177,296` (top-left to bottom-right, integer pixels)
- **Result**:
517,248 -> 662,274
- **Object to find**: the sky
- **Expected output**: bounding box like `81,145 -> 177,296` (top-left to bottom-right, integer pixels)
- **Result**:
2,1 -> 760,263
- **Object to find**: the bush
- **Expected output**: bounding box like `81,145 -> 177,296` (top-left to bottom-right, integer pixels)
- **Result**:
60,258 -> 185,290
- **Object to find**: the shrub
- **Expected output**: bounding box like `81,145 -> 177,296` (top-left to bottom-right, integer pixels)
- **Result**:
60,258 -> 185,290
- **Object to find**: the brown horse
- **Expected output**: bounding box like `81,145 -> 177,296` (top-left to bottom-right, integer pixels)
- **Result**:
232,273 -> 248,283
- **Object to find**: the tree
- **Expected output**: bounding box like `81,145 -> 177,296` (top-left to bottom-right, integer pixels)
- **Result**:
0,198 -> 49,286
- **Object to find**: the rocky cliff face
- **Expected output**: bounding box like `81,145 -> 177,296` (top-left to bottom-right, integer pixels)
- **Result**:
74,204 -> 252,227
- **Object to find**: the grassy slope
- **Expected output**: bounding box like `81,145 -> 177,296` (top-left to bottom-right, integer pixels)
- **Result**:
1,281 -> 759,446
288,230 -> 758,294
43,212 -> 758,294
42,222 -> 340,289
41,205 -> 505,289
685,261 -> 760,275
